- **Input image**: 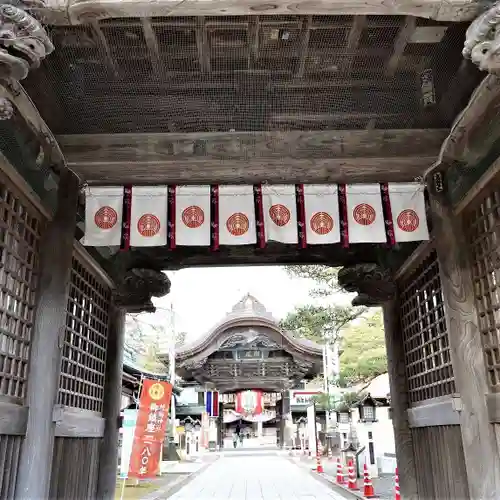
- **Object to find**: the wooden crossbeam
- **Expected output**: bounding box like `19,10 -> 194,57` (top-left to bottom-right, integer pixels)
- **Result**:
296,16 -> 312,78
141,18 -> 161,76
40,0 -> 480,25
89,20 -> 119,77
196,17 -> 211,74
387,16 -> 417,77
57,129 -> 447,184
247,16 -> 260,70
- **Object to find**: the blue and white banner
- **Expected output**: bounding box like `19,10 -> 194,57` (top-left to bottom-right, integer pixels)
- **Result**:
205,391 -> 219,417
119,409 -> 138,478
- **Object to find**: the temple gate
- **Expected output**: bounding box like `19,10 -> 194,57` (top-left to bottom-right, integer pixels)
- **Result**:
2,0 -> 500,498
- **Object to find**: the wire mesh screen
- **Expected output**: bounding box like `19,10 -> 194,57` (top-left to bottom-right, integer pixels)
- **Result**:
398,248 -> 455,405
23,15 -> 477,135
0,171 -> 43,401
465,187 -> 500,392
58,249 -> 111,413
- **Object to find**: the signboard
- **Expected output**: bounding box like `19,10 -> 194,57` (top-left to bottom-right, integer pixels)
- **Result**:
128,379 -> 173,478
290,391 -> 320,406
119,409 -> 138,479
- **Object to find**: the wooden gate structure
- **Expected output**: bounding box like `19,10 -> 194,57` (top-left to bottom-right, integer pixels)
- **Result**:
2,0 -> 500,498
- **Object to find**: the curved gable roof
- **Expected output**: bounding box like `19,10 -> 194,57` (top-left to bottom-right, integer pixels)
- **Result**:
176,293 -> 323,360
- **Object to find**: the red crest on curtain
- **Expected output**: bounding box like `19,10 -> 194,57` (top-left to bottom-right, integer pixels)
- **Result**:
235,390 -> 263,416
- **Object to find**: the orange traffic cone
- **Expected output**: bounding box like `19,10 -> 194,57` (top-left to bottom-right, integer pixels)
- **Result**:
394,468 -> 400,500
327,446 -> 334,461
316,446 -> 324,473
347,459 -> 359,490
363,463 -> 376,498
336,458 -> 345,484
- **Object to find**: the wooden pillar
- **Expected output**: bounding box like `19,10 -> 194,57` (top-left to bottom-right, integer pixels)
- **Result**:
382,299 -> 418,500
15,169 -> 79,499
428,172 -> 500,499
96,305 -> 126,500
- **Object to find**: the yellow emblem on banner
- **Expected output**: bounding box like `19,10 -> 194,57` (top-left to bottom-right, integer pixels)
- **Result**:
149,382 -> 165,401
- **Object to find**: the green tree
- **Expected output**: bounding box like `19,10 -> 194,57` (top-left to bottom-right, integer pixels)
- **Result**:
280,304 -> 365,344
339,310 -> 387,385
285,266 -> 340,297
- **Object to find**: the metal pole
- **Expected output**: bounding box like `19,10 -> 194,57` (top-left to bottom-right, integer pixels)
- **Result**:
169,303 -> 177,444
322,344 -> 330,430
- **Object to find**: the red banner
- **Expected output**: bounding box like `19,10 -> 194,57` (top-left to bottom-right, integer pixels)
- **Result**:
129,379 -> 173,478
235,390 -> 263,416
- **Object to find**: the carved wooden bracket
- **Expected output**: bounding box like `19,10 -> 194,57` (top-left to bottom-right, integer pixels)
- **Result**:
112,267 -> 171,313
0,3 -> 54,81
463,1 -> 500,74
338,263 -> 396,306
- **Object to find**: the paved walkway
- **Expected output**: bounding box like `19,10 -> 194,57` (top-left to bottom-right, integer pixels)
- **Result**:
166,454 -> 351,500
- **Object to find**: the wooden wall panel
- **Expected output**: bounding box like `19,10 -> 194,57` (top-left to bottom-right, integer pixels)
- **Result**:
49,437 -> 100,500
411,426 -> 469,499
0,435 -> 22,500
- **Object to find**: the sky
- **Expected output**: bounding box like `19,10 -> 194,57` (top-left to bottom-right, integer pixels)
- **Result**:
141,266 -> 352,343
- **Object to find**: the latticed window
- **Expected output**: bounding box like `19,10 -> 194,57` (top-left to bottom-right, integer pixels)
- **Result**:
0,176 -> 43,401
338,412 -> 350,424
360,405 -> 376,422
58,251 -> 111,413
465,187 -> 500,391
399,248 -> 455,404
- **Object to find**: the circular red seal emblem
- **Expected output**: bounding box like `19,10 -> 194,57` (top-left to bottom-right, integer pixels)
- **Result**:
353,203 -> 376,226
226,213 -> 249,236
269,204 -> 291,227
397,209 -> 420,232
182,205 -> 205,229
137,214 -> 161,237
94,206 -> 118,230
310,212 -> 334,235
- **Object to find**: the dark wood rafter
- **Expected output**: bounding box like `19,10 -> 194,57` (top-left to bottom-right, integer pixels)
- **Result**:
387,16 -> 417,77
196,17 -> 211,74
344,15 -> 366,76
89,20 -> 119,78
296,16 -> 312,78
141,18 -> 161,77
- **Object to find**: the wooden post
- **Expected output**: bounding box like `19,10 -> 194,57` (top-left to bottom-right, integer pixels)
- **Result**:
96,305 -> 126,500
15,169 -> 80,499
382,299 -> 418,500
428,172 -> 500,499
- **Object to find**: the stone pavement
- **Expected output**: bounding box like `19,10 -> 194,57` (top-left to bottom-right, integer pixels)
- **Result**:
165,453 -> 353,500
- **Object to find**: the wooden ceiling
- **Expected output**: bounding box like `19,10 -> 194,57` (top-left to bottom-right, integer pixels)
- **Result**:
24,15 -> 479,136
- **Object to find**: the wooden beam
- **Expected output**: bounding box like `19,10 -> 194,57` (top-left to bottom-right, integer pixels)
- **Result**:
0,402 -> 28,436
141,18 -> 161,77
428,174 -> 500,499
247,16 -> 260,70
407,396 -> 460,428
66,157 -> 436,184
345,15 -> 366,75
296,16 -> 312,78
89,20 -> 119,77
96,306 -> 126,499
387,17 -> 417,77
382,299 -> 419,500
57,129 -> 445,183
42,0 -> 480,25
53,406 -> 105,438
196,17 -> 211,74
57,129 -> 446,161
15,169 -> 80,500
